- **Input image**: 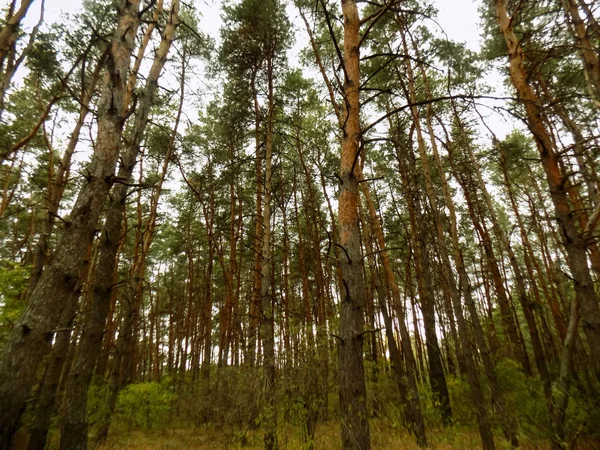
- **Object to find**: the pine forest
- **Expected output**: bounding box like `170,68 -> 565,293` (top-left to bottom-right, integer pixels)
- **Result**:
0,0 -> 599,449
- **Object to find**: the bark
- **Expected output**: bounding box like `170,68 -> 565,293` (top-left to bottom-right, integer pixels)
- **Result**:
494,0 -> 600,379
27,293 -> 78,450
260,52 -> 277,450
0,1 -> 140,446
59,4 -> 177,447
337,2 -> 370,449
29,47 -> 109,291
562,0 -> 600,107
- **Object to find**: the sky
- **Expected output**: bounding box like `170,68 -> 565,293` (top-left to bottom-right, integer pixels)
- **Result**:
15,0 -> 485,54
10,0 -> 515,140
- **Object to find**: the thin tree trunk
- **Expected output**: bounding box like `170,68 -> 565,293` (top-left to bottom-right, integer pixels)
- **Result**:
201,186 -> 215,380
248,73 -> 263,368
260,53 -> 277,450
494,0 -> 600,380
360,192 -> 427,447
0,0 -> 44,122
562,0 -> 600,107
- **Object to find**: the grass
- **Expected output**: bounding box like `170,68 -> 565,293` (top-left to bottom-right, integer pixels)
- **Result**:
95,420 -> 582,450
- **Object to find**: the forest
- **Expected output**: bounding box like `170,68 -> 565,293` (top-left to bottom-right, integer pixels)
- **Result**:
0,0 -> 599,449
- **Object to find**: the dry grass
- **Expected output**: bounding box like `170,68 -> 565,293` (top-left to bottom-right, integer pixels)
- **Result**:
95,420 -> 571,450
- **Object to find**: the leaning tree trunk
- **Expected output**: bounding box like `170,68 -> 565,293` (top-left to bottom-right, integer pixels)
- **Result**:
562,0 -> 600,106
457,116 -> 551,400
0,1 -> 140,447
397,26 -> 453,423
0,0 -> 36,75
59,3 -> 178,448
27,291 -> 79,450
494,0 -> 600,442
28,47 -> 109,292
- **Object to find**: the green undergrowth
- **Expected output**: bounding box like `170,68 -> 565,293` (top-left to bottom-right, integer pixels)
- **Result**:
97,421 -> 581,450
30,360 -> 600,449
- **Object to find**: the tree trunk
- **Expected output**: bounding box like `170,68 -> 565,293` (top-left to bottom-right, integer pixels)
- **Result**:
494,0 -> 600,380
0,1 -> 140,446
562,0 -> 600,106
0,0 -> 36,75
337,2 -> 370,449
28,48 -> 109,292
27,293 -> 78,450
60,4 -> 177,447
359,192 -> 427,447
260,52 -> 278,450
248,74 -> 263,367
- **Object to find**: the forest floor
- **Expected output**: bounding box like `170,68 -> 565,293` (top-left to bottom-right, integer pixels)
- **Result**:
94,421 -> 599,450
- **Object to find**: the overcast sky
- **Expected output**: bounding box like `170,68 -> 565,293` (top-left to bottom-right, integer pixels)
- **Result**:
16,0 -> 484,50
11,0 -> 514,138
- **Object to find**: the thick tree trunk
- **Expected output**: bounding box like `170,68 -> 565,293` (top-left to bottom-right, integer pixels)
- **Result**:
27,293 -> 78,450
0,1 -> 140,446
59,4 -> 177,447
338,2 -> 370,449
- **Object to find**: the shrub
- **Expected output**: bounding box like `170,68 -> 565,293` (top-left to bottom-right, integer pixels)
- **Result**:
115,380 -> 175,430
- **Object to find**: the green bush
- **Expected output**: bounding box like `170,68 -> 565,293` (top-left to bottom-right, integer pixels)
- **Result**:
446,374 -> 477,427
0,261 -> 29,348
115,380 -> 175,430
494,358 -> 549,439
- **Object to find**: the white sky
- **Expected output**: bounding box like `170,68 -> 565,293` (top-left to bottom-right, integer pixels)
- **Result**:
9,0 -> 515,140
15,0 -> 484,54
17,0 -> 486,44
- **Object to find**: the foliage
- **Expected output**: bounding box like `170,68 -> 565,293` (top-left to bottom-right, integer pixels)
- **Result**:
114,379 -> 176,431
0,261 -> 29,347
